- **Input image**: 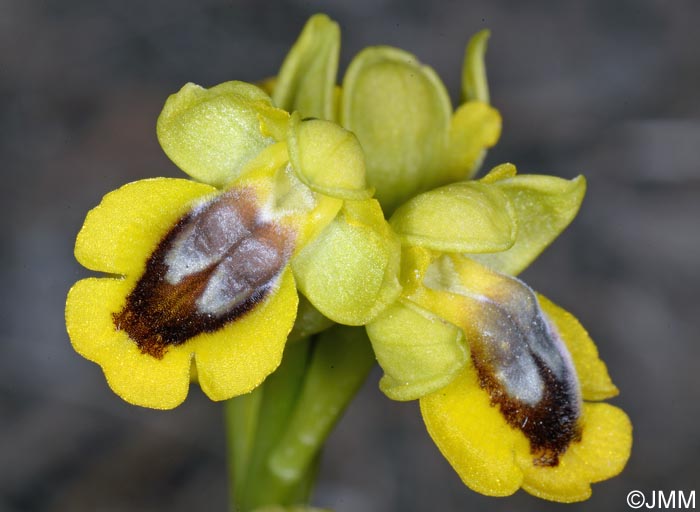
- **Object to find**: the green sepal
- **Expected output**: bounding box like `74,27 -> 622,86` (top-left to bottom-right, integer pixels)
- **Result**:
341,46 -> 452,213
462,29 -> 491,104
273,14 -> 340,121
471,166 -> 587,275
287,113 -> 372,200
366,299 -> 469,401
389,181 -> 516,253
292,199 -> 402,325
157,81 -> 289,187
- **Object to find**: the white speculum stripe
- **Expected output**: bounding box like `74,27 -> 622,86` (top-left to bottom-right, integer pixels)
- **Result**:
424,256 -> 582,462
196,237 -> 284,316
476,292 -> 575,407
164,201 -> 250,285
162,188 -> 290,317
478,279 -> 579,410
426,256 -> 580,411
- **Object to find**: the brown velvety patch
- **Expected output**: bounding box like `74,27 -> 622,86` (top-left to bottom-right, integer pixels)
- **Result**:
112,188 -> 294,359
471,343 -> 582,467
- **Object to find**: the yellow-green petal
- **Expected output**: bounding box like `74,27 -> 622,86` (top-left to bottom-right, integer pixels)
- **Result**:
192,268 -> 298,401
66,277 -> 192,409
444,101 -> 501,180
272,14 -> 340,121
480,162 -> 517,183
389,181 -> 516,253
471,171 -> 586,275
287,114 -> 371,199
157,81 -> 289,187
461,29 -> 491,104
341,46 -> 452,212
292,199 -> 401,325
538,294 -> 619,401
366,299 -> 468,401
75,178 -> 216,275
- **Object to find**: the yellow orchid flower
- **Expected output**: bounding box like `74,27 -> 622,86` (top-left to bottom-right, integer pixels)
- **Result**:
66,82 -> 399,409
366,164 -> 631,501
271,14 -> 502,213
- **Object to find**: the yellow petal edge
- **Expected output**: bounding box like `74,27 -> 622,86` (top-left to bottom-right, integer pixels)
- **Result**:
420,363 -> 631,502
75,178 -> 217,275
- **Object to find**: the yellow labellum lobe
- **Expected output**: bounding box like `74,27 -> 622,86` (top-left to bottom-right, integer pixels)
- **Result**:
421,255 -> 582,465
114,187 -> 295,358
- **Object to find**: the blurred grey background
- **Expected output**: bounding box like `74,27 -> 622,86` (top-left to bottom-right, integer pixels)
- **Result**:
2,1 -> 699,511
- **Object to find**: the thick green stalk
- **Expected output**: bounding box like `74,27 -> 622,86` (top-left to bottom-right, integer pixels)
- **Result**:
224,326 -> 375,511
226,384 -> 264,510
266,326 -> 375,500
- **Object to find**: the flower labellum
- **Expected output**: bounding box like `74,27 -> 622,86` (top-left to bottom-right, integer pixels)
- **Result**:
412,254 -> 631,501
367,165 -> 630,501
66,81 -> 397,409
422,254 -> 582,467
113,187 -> 295,359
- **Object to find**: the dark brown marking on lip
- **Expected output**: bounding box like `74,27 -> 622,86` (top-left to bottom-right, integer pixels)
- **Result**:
422,254 -> 583,466
112,187 -> 294,359
471,338 -> 582,467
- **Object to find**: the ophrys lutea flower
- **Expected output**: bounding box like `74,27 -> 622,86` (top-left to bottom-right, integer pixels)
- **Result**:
66,81 -> 400,409
367,164 -> 632,501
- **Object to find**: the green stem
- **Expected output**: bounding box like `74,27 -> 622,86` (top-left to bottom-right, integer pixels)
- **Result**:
266,326 -> 375,497
224,326 -> 375,512
226,382 -> 263,510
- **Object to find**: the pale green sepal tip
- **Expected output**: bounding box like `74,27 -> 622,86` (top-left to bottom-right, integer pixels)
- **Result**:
389,181 -> 517,254
471,173 -> 587,275
287,113 -> 372,200
367,299 -> 469,402
341,45 -> 452,212
273,14 -> 340,121
157,81 -> 282,187
462,29 -> 491,104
